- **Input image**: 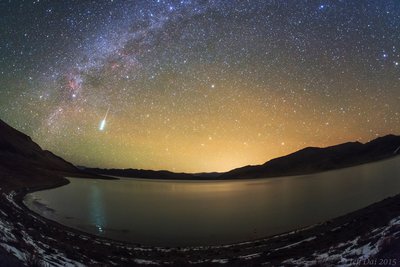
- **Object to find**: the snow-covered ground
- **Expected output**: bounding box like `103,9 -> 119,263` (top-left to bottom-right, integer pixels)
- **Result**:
0,187 -> 399,266
282,216 -> 400,266
0,190 -> 87,266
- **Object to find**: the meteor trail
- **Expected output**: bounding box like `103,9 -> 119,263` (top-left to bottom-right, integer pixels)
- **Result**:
99,106 -> 110,131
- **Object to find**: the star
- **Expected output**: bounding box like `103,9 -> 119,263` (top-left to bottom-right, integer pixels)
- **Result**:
0,0 -> 398,172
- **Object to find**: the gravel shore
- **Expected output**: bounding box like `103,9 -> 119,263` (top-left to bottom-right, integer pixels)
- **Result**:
0,169 -> 399,266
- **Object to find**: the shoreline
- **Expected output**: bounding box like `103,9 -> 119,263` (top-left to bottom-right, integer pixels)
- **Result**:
1,170 -> 400,266
23,157 -> 400,248
86,154 -> 400,181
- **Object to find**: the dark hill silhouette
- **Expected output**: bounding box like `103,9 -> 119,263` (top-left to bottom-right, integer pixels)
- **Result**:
0,118 -> 398,180
81,166 -> 223,179
83,167 -> 196,180
221,135 -> 400,179
85,135 -> 400,180
0,119 -> 77,173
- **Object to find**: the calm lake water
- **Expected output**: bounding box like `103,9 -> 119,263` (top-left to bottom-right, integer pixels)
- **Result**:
24,157 -> 400,246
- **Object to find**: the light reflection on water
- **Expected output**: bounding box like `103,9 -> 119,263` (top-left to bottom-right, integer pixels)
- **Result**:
24,156 -> 400,246
89,183 -> 106,233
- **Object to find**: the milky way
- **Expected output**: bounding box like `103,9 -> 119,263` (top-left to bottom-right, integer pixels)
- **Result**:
0,1 -> 399,172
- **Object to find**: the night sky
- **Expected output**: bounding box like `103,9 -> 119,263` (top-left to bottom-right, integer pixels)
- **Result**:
0,0 -> 399,172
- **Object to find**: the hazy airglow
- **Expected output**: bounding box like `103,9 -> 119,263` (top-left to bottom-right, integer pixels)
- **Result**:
0,1 -> 399,172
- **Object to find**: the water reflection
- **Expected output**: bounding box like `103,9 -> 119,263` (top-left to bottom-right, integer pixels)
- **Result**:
25,157 -> 400,246
89,183 -> 106,234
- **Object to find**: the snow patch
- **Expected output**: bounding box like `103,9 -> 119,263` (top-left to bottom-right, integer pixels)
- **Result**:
238,253 -> 261,260
274,236 -> 316,251
0,219 -> 17,242
283,215 -> 400,266
211,258 -> 229,264
3,191 -> 22,210
0,243 -> 26,261
134,258 -> 160,265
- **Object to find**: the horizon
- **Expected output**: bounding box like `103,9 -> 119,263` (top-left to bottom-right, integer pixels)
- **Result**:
2,116 -> 398,173
1,1 -> 400,265
44,132 -> 400,173
1,1 -> 399,173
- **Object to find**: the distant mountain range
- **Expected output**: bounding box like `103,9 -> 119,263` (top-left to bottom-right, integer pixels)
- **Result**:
85,135 -> 400,180
81,167 -> 200,180
220,135 -> 400,179
0,119 -> 399,180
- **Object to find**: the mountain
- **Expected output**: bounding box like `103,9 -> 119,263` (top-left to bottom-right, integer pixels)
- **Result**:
82,167 -> 223,180
221,135 -> 400,179
0,119 -> 78,174
83,167 -> 196,180
85,135 -> 400,180
1,118 -> 398,181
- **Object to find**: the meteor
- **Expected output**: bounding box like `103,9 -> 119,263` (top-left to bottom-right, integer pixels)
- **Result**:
99,106 -> 110,131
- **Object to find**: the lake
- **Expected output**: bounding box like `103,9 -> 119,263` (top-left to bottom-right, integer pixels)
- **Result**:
24,157 -> 400,246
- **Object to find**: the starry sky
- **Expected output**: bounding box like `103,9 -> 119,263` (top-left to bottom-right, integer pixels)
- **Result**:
0,0 -> 399,173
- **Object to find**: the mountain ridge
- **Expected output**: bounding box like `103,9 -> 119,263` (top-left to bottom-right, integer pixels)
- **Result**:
85,135 -> 400,179
221,134 -> 400,179
0,119 -> 398,180
0,119 -> 78,173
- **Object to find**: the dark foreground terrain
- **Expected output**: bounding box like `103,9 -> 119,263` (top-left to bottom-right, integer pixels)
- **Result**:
0,118 -> 400,266
1,172 -> 400,266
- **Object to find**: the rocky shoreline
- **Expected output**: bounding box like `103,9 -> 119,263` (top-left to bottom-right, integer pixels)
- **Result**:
0,170 -> 399,266
1,119 -> 399,266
